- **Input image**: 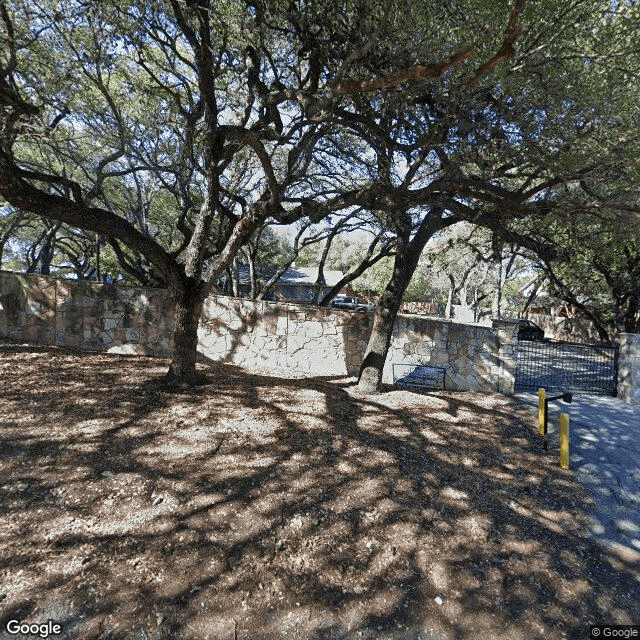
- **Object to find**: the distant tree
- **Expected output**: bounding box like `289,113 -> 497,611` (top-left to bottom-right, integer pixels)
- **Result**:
419,224 -> 531,322
289,209 -> 397,304
348,253 -> 394,300
0,207 -> 25,269
223,224 -> 294,298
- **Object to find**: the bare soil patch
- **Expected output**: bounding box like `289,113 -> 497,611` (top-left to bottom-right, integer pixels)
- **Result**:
0,339 -> 638,640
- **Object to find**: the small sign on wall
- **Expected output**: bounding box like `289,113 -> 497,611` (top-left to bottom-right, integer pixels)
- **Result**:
393,363 -> 446,391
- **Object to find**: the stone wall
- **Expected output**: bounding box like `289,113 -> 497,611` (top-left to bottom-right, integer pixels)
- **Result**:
0,271 -> 174,356
618,333 -> 640,406
197,295 -> 370,377
0,271 -> 519,393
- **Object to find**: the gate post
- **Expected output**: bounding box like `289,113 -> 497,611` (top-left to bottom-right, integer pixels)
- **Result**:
617,333 -> 640,406
492,319 -> 519,395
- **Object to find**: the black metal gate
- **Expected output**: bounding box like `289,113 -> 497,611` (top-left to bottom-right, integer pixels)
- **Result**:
515,340 -> 619,395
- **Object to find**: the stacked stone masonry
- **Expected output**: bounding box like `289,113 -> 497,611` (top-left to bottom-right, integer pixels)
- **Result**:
2,271 -> 526,393
618,333 -> 640,406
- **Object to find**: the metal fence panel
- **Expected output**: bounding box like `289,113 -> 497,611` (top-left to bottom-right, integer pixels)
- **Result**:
515,340 -> 618,395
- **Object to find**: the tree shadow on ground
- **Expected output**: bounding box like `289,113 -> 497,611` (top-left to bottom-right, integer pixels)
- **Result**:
0,341 -> 638,640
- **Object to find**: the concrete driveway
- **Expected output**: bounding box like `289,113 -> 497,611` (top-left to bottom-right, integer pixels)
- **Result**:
515,392 -> 640,562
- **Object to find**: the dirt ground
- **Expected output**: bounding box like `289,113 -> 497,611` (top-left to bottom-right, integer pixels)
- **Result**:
0,339 -> 638,640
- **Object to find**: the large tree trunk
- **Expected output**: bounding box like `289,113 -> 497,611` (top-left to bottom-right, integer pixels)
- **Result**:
358,232 -> 414,393
166,279 -> 208,386
357,212 -> 454,394
492,257 -> 503,319
358,290 -> 405,393
624,294 -> 640,333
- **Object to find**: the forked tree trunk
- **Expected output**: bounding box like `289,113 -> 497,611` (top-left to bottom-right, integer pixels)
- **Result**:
166,280 -> 208,385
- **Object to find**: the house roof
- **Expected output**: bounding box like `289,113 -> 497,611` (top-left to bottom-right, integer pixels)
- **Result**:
275,266 -> 344,286
234,266 -> 345,287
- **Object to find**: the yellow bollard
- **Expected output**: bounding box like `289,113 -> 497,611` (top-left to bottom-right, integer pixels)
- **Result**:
538,388 -> 545,435
560,413 -> 570,469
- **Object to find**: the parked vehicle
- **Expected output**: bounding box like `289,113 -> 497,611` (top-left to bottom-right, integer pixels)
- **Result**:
330,296 -> 374,312
516,318 -> 545,341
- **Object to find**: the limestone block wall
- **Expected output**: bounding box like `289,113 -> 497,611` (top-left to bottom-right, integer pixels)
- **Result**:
618,333 -> 640,406
0,271 -> 57,345
0,271 -> 174,356
197,296 -> 371,377
1,271 -> 519,393
383,316 -> 518,392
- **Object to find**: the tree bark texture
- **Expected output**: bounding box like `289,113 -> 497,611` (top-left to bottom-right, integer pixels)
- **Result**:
357,296 -> 402,394
357,238 -> 411,393
166,279 -> 207,385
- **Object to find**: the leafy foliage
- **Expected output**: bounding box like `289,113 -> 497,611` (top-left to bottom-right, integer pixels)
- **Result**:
533,210 -> 640,340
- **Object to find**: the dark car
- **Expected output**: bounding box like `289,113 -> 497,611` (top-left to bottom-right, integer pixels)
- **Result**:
330,295 -> 358,309
330,296 -> 374,312
517,319 -> 545,341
